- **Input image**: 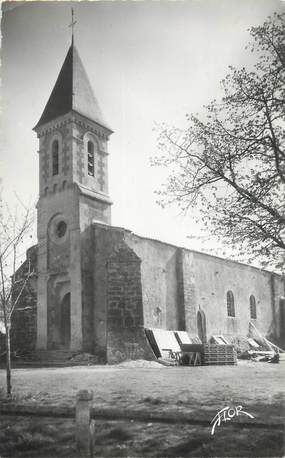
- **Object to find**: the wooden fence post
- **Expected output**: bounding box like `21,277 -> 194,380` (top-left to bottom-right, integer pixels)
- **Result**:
76,389 -> 94,457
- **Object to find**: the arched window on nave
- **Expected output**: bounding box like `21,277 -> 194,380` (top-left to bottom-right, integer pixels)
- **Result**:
227,290 -> 235,317
250,295 -> 257,319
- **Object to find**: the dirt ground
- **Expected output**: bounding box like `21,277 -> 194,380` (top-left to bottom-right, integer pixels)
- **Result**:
0,360 -> 284,457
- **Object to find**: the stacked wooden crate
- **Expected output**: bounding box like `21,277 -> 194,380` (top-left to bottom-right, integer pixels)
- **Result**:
202,344 -> 237,365
179,343 -> 236,366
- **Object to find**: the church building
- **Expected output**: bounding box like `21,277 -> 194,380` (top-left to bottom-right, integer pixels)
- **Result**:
12,40 -> 285,363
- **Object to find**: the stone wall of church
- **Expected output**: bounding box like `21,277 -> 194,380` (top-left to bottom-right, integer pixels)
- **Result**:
181,250 -> 282,342
92,224 -> 125,360
92,224 -> 155,362
118,231 -> 284,346
125,234 -> 179,330
106,243 -> 154,363
11,223 -> 285,360
11,246 -> 38,355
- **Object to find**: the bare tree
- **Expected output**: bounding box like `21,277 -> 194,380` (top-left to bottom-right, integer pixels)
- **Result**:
0,198 -> 34,397
153,13 -> 285,269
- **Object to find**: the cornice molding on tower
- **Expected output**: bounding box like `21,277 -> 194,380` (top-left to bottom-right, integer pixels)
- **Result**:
70,111 -> 113,140
34,113 -> 72,137
34,111 -> 112,142
75,182 -> 113,205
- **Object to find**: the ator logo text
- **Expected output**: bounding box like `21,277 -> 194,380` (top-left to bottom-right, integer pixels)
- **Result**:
210,405 -> 254,435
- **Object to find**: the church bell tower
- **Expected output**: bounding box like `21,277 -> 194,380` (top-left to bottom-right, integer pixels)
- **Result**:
34,39 -> 113,351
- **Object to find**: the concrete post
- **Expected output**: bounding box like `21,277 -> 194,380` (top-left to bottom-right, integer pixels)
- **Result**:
76,390 -> 94,457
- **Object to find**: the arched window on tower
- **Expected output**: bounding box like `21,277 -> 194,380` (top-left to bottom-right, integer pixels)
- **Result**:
87,141 -> 95,176
227,290 -> 235,317
250,295 -> 257,319
52,140 -> 59,176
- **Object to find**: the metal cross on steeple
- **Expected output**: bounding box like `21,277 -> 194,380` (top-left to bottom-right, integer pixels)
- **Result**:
69,8 -> 77,45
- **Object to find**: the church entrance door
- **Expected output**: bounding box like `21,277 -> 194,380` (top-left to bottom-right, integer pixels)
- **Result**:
61,293 -> 71,348
197,310 -> 207,343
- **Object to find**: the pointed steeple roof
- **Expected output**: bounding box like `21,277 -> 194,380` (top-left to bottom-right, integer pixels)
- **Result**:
35,44 -> 110,130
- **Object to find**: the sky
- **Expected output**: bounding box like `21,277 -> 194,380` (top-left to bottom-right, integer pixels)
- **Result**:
1,0 -> 284,260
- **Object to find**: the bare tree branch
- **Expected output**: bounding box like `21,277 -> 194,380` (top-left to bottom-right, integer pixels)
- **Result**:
153,13 -> 285,271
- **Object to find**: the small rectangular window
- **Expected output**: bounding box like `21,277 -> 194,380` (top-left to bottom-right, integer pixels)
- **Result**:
53,155 -> 59,176
87,141 -> 95,177
52,140 -> 59,176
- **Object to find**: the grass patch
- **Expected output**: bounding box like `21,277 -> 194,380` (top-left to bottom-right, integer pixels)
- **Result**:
0,417 -> 76,458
